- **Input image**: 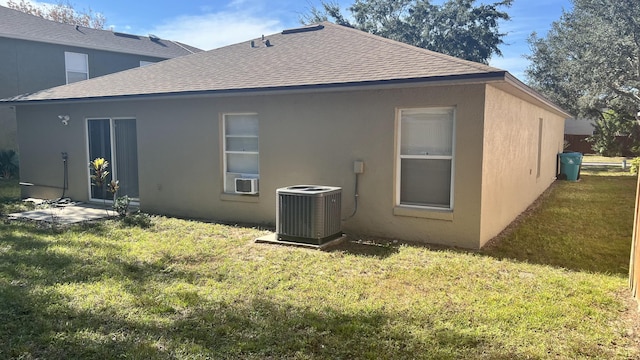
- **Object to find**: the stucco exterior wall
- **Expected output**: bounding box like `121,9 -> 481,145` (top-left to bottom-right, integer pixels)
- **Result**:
0,106 -> 16,149
17,84 -> 487,248
479,84 -> 565,246
0,37 -> 167,150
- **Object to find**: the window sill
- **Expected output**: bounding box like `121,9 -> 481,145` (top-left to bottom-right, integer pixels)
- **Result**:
393,206 -> 453,221
220,193 -> 260,203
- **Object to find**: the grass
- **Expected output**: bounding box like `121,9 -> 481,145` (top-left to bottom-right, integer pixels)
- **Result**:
580,155 -> 632,177
582,154 -> 628,163
0,176 -> 638,359
482,175 -> 636,275
0,178 -> 33,215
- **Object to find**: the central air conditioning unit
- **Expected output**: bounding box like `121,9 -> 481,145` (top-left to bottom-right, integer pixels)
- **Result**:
276,185 -> 342,245
235,178 -> 259,194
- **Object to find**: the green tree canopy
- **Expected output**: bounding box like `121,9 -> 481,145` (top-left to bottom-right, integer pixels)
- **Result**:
526,0 -> 640,119
7,0 -> 106,29
302,0 -> 513,64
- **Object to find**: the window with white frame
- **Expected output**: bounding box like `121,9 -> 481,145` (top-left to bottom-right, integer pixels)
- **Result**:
397,107 -> 455,209
223,113 -> 259,193
65,51 -> 88,84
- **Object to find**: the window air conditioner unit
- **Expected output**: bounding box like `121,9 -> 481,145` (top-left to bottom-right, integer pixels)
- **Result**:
235,178 -> 259,194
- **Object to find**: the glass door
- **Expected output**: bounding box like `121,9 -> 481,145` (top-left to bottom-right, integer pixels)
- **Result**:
88,118 -> 139,201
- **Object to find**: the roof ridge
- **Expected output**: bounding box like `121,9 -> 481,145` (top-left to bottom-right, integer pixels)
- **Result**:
318,21 -> 502,73
3,5 -> 153,42
169,40 -> 197,54
2,5 -> 106,35
0,5 -> 201,57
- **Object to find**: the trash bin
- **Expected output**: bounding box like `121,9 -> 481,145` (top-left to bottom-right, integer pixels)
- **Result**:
558,152 -> 583,181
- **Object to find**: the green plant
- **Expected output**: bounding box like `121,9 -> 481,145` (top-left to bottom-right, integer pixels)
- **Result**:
630,157 -> 640,174
587,110 -> 637,156
89,157 -> 110,214
107,179 -> 119,197
121,210 -> 152,228
89,157 -> 109,189
0,149 -> 19,179
113,195 -> 130,217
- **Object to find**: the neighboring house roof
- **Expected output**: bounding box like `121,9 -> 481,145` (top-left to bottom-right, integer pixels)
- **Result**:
565,118 -> 595,136
0,5 -> 201,58
1,21 -> 570,118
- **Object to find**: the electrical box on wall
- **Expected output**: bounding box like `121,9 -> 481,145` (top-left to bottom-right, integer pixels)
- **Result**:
353,160 -> 364,174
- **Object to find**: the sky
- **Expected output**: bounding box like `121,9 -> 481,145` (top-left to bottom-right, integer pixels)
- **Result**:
0,0 -> 573,81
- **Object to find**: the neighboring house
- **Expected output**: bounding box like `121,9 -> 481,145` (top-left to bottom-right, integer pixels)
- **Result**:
2,22 -> 569,249
0,5 -> 200,150
564,118 -> 595,154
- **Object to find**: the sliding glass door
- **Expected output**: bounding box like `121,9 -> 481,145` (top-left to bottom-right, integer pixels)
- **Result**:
88,118 -> 139,201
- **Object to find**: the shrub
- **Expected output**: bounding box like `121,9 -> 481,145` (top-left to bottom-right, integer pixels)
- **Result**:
630,157 -> 640,174
122,211 -> 152,228
113,195 -> 130,217
0,149 -> 19,179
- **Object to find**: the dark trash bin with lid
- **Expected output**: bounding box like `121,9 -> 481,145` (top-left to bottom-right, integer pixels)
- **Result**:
558,152 -> 583,181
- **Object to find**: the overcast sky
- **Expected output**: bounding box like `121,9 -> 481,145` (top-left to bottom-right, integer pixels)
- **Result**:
0,0 -> 573,81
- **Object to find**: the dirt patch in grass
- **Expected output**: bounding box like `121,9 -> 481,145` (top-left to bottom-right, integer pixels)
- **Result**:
617,289 -> 640,351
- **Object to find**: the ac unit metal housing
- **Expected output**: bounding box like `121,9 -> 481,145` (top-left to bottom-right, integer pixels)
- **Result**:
235,178 -> 259,194
276,185 -> 342,244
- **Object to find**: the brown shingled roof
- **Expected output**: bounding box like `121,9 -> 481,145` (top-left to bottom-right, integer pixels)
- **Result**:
6,22 -> 507,102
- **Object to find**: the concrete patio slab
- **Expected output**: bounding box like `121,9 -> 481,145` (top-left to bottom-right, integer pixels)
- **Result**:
8,203 -> 116,224
255,233 -> 347,250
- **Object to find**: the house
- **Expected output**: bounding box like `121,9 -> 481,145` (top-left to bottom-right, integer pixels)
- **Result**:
564,118 -> 595,154
0,5 -> 201,150
2,22 -> 569,249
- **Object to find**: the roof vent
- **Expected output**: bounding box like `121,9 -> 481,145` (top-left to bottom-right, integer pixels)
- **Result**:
282,24 -> 324,35
114,32 -> 141,39
149,34 -> 160,41
250,40 -> 255,48
264,39 -> 272,47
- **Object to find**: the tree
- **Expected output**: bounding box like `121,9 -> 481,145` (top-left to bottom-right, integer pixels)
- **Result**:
526,0 -> 640,155
526,0 -> 640,119
7,0 -> 106,29
301,0 -> 513,64
587,110 -> 639,156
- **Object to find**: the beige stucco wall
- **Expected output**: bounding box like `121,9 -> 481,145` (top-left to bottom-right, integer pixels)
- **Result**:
479,84 -> 565,246
16,84 -> 488,248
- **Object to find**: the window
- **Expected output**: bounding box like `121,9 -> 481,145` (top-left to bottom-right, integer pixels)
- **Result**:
223,114 -> 259,193
65,51 -> 88,84
397,107 -> 455,209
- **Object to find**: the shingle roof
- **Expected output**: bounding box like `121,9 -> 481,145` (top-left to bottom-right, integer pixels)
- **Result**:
0,5 -> 201,58
6,22 -> 508,102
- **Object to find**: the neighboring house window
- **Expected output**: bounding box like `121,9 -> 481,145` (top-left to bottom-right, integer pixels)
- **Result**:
65,51 -> 88,84
139,61 -> 155,67
397,107 -> 455,209
223,113 -> 259,193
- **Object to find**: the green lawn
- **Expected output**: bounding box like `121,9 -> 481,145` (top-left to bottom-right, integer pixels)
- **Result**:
0,176 -> 638,359
582,154 -> 628,164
